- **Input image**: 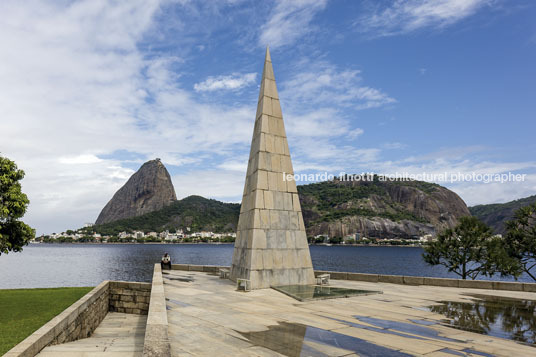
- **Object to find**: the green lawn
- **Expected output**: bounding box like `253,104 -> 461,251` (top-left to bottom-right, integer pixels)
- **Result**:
0,287 -> 93,355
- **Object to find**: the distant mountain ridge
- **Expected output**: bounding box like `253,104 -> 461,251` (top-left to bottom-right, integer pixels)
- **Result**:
469,195 -> 536,234
93,195 -> 240,235
92,175 -> 470,239
298,177 -> 470,239
95,159 -> 177,225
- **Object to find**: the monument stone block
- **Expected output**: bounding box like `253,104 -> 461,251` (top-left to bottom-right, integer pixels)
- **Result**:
230,47 -> 315,289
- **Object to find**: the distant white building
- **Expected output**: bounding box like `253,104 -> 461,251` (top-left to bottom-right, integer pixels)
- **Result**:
419,234 -> 435,242
315,235 -> 329,243
133,231 -> 145,238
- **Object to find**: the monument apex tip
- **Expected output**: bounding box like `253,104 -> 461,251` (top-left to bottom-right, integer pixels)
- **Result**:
265,46 -> 271,62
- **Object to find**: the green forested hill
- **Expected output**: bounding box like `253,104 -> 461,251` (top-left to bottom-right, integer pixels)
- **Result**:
470,195 -> 536,234
92,195 -> 240,235
296,177 -> 469,238
90,177 -> 470,238
297,178 -> 432,224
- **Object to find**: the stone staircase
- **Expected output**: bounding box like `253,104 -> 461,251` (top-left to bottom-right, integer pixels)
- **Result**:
37,313 -> 146,356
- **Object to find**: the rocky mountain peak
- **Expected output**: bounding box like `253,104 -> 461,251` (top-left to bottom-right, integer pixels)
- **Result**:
95,159 -> 177,225
299,178 -> 471,239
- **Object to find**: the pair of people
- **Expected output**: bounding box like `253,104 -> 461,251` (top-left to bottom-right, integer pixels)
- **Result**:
161,253 -> 171,270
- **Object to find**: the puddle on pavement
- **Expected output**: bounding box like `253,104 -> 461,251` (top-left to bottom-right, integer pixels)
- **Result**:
164,276 -> 194,282
238,321 -> 411,357
409,319 -> 437,326
324,315 -> 494,356
272,284 -> 382,302
460,348 -> 494,356
352,315 -> 463,343
427,293 -> 536,345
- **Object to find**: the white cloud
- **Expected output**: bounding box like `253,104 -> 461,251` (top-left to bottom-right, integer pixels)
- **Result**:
194,72 -> 257,92
217,159 -> 248,173
59,155 -> 102,165
171,170 -> 244,202
281,62 -> 395,110
0,0 -> 257,234
382,142 -> 406,149
450,174 -> 536,206
284,139 -> 536,208
348,128 -> 365,139
277,60 -> 393,169
356,0 -> 492,37
285,109 -> 349,138
259,0 -> 327,48
378,159 -> 536,207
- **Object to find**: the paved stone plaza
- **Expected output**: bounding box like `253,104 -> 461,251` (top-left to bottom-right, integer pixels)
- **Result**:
163,270 -> 536,357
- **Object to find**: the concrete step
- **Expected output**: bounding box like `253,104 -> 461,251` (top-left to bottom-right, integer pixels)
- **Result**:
37,312 -> 147,356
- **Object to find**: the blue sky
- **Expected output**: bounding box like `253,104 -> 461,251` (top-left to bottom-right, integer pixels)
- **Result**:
1,0 -> 535,234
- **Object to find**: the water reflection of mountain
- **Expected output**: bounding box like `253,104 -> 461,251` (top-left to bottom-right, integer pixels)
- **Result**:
429,294 -> 536,345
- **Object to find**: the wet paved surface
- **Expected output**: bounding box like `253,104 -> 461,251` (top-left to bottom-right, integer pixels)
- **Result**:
37,312 -> 147,356
272,285 -> 381,302
427,293 -> 536,345
163,270 -> 536,356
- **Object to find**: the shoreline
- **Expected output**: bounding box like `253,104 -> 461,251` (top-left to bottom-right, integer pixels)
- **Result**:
29,242 -> 424,247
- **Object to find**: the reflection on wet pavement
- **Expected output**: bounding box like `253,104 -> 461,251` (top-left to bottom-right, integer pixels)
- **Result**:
164,275 -> 195,282
461,348 -> 494,356
409,319 -> 437,326
428,293 -> 536,345
165,297 -> 191,307
353,315 -> 462,343
437,348 -> 466,356
238,321 -> 412,357
326,316 -> 428,341
272,284 -> 381,301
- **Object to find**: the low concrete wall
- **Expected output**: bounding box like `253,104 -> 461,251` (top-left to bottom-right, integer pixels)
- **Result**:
143,264 -> 171,357
109,281 -> 151,315
423,277 -> 459,288
171,265 -> 536,291
5,281 -> 110,357
169,264 -> 536,291
314,271 -> 536,292
170,264 -> 227,273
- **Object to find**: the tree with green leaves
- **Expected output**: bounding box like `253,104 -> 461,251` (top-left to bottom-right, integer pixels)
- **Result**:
423,216 -> 500,280
0,156 -> 35,254
502,203 -> 536,281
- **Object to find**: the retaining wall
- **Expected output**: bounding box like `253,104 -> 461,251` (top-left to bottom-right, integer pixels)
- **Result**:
171,264 -> 227,273
169,264 -> 536,292
6,280 -> 151,357
313,271 -> 536,292
5,281 -> 109,357
109,281 -> 151,315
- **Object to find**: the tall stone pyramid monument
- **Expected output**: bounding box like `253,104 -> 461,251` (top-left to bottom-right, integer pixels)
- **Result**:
230,48 -> 315,289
